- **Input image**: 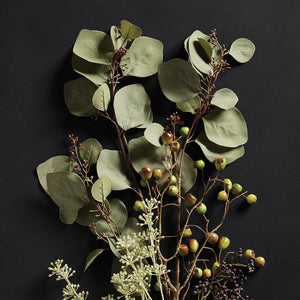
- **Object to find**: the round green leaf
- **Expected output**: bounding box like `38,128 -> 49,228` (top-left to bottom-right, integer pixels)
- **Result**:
114,84 -> 153,130
203,107 -> 248,147
59,208 -> 78,225
97,149 -> 133,191
120,20 -> 142,40
84,249 -> 105,272
196,131 -> 245,164
91,176 -> 112,202
37,155 -> 74,195
229,38 -> 255,63
79,138 -> 103,166
110,26 -> 125,51
176,96 -> 201,114
47,172 -> 89,209
120,36 -> 163,77
71,55 -> 111,85
76,203 -> 102,226
64,78 -> 98,117
211,88 -> 238,110
158,58 -> 201,103
92,83 -> 111,111
73,29 -> 114,65
95,198 -> 128,237
144,123 -> 164,147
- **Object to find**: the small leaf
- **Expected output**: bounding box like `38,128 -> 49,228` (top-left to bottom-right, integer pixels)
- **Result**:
97,150 -> 133,191
73,29 -> 114,65
197,38 -> 213,63
158,58 -> 201,103
84,249 -> 105,272
203,107 -> 248,147
37,156 -> 74,194
144,123 -> 164,147
211,88 -> 238,110
176,96 -> 201,114
64,78 -> 98,117
114,84 -> 153,130
92,83 -> 111,111
196,131 -> 245,164
91,176 -> 112,202
180,152 -> 197,194
76,203 -> 102,226
72,55 -> 111,85
108,237 -> 121,258
79,138 -> 103,166
110,26 -> 126,51
121,36 -> 163,77
120,20 -> 142,40
59,208 -> 78,225
229,38 -> 255,63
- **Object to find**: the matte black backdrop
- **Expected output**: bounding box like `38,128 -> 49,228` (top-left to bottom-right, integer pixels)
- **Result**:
1,0 -> 299,299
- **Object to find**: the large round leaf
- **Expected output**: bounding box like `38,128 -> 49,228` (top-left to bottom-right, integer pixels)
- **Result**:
64,78 -> 98,117
211,88 -> 238,110
158,58 -> 201,103
176,96 -> 201,114
97,150 -> 133,191
229,38 -> 255,63
203,107 -> 248,147
144,123 -> 164,147
120,20 -> 142,40
71,55 -> 111,85
120,36 -> 163,77
79,138 -> 103,166
95,198 -> 128,237
37,155 -> 74,195
196,131 -> 245,164
92,83 -> 111,111
73,29 -> 114,65
91,176 -> 112,202
113,84 -> 153,130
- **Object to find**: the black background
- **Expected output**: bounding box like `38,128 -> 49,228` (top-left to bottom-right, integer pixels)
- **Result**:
1,0 -> 300,299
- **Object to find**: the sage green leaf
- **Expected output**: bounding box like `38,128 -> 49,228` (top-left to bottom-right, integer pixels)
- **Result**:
95,198 -> 128,237
84,249 -> 105,272
92,83 -> 111,111
59,208 -> 78,225
176,96 -> 201,114
144,123 -> 164,147
97,150 -> 132,191
203,107 -> 248,147
79,138 -> 103,165
114,84 -> 153,130
197,38 -> 213,63
158,58 -> 201,103
196,131 -> 245,164
180,152 -> 198,194
37,156 -> 74,194
91,176 -> 112,202
128,136 -> 169,173
211,88 -> 238,110
120,20 -> 142,40
64,78 -> 98,117
108,237 -> 121,258
47,172 -> 89,209
120,36 -> 163,77
73,29 -> 114,65
72,55 -> 111,85
229,38 -> 255,63
76,203 -> 102,226
110,26 -> 125,51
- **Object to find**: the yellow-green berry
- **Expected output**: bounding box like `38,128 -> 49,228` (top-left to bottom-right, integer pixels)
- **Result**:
231,183 -> 243,195
203,268 -> 212,279
214,157 -> 226,171
217,191 -> 228,202
193,267 -> 203,278
180,126 -> 189,137
167,185 -> 179,196
184,193 -> 197,206
246,194 -> 257,205
195,159 -> 205,170
244,249 -> 255,260
255,257 -> 266,267
196,203 -> 207,215
188,239 -> 199,253
218,236 -> 230,250
223,178 -> 232,191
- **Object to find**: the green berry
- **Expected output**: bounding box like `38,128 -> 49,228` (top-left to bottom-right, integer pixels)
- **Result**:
133,200 -> 145,212
193,267 -> 203,278
217,191 -> 228,202
154,281 -> 161,292
231,183 -> 243,195
195,159 -> 205,170
161,131 -> 173,145
218,236 -> 230,250
196,203 -> 207,215
244,249 -> 255,260
214,157 -> 226,171
167,185 -> 179,196
140,179 -> 147,187
223,178 -> 232,191
206,232 -> 219,245
184,193 -> 197,207
182,228 -> 192,238
170,141 -> 180,152
255,256 -> 266,267
203,268 -> 212,279
179,244 -> 189,256
246,194 -> 257,205
212,262 -> 220,274
140,166 -> 153,180
153,168 -> 163,179
168,175 -> 177,185
180,126 -> 189,137
188,239 -> 199,253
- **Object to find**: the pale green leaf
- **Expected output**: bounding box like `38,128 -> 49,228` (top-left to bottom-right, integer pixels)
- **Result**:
144,123 -> 164,147
64,78 -> 98,117
59,208 -> 78,225
79,138 -> 102,166
97,150 -> 132,191
229,38 -> 255,63
92,83 -> 111,111
73,29 -> 114,65
121,36 -> 163,77
91,176 -> 112,202
203,107 -> 248,147
120,20 -> 142,40
84,249 -> 105,272
176,96 -> 201,114
211,88 -> 238,110
114,84 -> 153,130
196,131 -> 245,164
110,26 -> 126,51
158,58 -> 201,103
